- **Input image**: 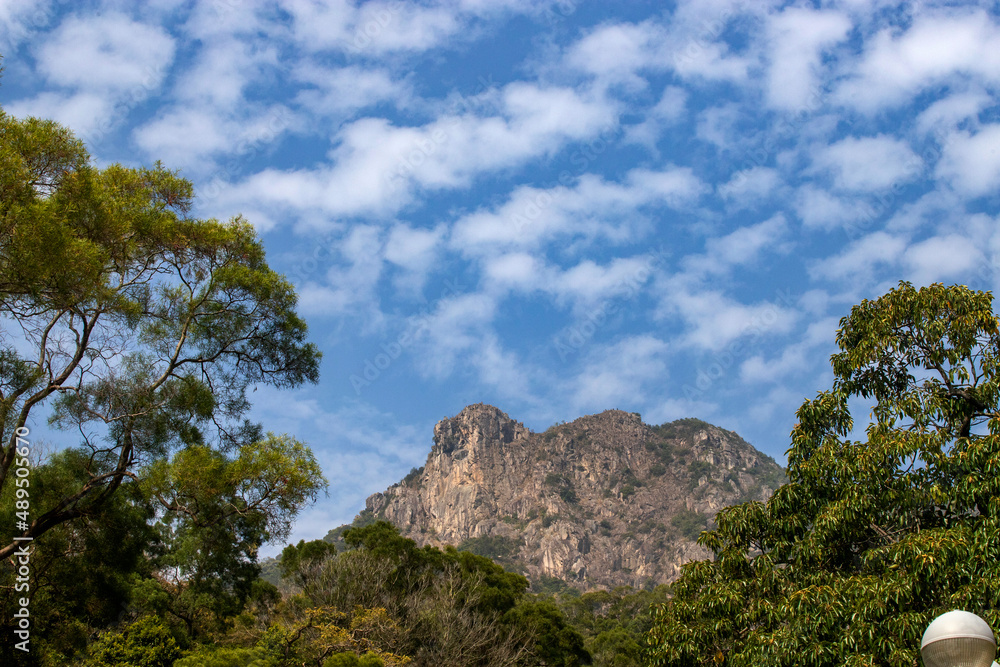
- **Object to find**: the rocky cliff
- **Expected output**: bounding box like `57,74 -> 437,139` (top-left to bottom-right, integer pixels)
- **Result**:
362,404 -> 784,591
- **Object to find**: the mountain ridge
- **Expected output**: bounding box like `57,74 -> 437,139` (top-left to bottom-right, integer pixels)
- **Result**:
348,403 -> 784,590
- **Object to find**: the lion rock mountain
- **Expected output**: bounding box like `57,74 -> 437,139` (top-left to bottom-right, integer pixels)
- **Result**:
334,404 -> 784,591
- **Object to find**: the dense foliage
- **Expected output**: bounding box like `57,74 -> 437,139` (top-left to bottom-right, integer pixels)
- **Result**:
555,585 -> 670,667
156,521 -> 588,666
647,282 -> 1000,665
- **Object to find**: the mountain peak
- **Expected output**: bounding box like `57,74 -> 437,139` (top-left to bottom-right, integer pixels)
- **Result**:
364,405 -> 784,590
431,403 -> 527,455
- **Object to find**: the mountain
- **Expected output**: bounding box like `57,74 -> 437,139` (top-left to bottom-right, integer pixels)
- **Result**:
353,404 -> 784,591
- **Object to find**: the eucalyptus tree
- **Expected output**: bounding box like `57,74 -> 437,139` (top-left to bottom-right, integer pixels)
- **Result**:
0,106 -> 323,559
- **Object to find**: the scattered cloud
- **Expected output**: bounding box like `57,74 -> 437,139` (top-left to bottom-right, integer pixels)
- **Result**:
811,135 -> 922,192
569,335 -> 670,412
809,231 -> 908,282
658,282 -> 798,352
623,85 -> 687,148
718,167 -> 783,208
7,1 -> 999,530
765,7 -> 850,111
35,12 -> 174,91
903,234 -> 985,286
793,185 -> 873,231
935,125 -> 1000,197
836,9 -> 1000,112
6,12 -> 174,140
450,167 -> 705,255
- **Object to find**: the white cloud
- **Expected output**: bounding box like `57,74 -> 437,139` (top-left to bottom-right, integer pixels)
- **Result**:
623,85 -> 687,148
3,91 -> 113,141
739,316 -> 839,384
681,215 -> 790,280
812,135 -> 921,192
565,20 -> 669,89
295,64 -> 411,115
35,12 -> 174,91
836,10 -> 1000,112
935,125 -> 1000,197
670,32 -> 755,83
296,225 -> 385,317
213,82 -> 616,224
175,38 -> 278,108
0,0 -> 54,52
384,224 -> 444,274
703,214 -> 788,270
794,185 -> 873,231
553,257 -> 656,306
659,283 -> 797,351
569,335 -> 670,412
184,0 -> 284,40
903,234 -> 984,286
284,0 -> 454,54
135,108 -> 233,163
483,253 -> 545,293
809,231 -> 907,282
884,189 -> 963,234
6,12 -> 175,140
915,88 -> 993,136
414,293 -> 497,378
765,7 -> 850,111
282,0 -> 537,56
482,252 -> 658,315
134,103 -> 293,176
450,167 -> 704,254
472,335 -> 537,403
718,167 -> 783,207
131,35 -> 291,173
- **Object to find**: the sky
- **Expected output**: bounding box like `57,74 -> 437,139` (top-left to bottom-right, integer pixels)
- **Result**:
2,0 -> 999,552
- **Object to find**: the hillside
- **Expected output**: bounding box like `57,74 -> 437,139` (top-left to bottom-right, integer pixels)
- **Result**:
338,404 -> 784,591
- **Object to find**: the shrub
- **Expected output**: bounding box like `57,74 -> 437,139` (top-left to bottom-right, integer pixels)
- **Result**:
87,616 -> 182,667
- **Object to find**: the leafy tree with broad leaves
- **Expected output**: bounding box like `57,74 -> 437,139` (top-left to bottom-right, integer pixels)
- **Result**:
647,282 -> 1000,666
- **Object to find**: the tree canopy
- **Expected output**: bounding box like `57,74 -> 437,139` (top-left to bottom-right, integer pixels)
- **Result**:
254,522 -> 591,666
1,105 -> 322,560
646,282 -> 1000,666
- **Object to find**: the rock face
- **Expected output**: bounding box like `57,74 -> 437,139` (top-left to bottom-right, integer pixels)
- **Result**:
365,404 -> 784,590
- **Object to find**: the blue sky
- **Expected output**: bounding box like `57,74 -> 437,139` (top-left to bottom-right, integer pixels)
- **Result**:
2,0 -> 1000,551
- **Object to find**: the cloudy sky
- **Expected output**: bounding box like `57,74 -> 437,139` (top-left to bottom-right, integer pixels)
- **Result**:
2,0 -> 999,550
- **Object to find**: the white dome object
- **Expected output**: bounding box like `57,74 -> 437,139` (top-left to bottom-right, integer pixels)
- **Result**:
921,610 -> 997,667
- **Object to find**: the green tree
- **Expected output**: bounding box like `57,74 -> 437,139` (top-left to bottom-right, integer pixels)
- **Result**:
558,586 -> 668,667
323,653 -> 385,667
0,105 -> 321,562
280,538 -> 339,588
0,95 -> 326,663
504,600 -> 591,666
174,646 -> 280,667
647,282 -> 1000,666
138,435 -> 325,637
268,521 -> 589,666
86,615 -> 183,667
